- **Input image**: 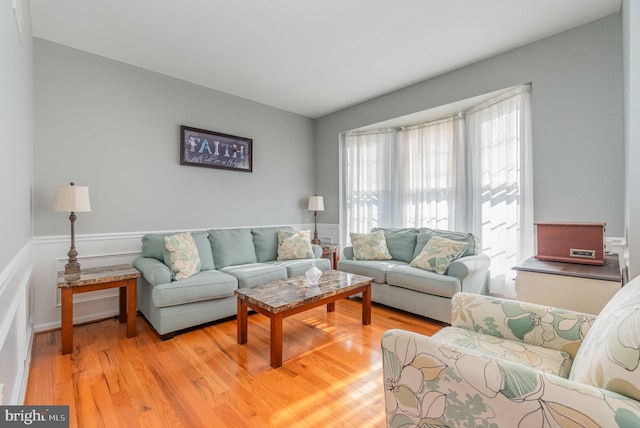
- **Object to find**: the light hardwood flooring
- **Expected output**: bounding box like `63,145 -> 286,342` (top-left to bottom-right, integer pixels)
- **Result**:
25,299 -> 445,428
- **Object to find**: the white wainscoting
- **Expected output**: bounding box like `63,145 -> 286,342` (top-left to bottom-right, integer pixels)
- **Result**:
315,223 -> 341,246
32,232 -> 144,333
0,241 -> 34,405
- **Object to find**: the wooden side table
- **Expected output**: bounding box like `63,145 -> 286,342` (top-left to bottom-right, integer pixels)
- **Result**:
57,264 -> 140,354
321,244 -> 340,270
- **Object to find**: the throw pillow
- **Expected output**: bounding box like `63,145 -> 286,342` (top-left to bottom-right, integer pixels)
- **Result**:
277,229 -> 315,260
351,230 -> 392,260
410,236 -> 468,274
412,228 -> 477,260
569,281 -> 640,401
163,233 -> 201,281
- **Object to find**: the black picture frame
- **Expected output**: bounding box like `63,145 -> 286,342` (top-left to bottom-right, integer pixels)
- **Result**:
180,125 -> 253,172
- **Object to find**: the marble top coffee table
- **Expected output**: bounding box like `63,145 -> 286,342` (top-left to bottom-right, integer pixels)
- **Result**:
234,269 -> 373,368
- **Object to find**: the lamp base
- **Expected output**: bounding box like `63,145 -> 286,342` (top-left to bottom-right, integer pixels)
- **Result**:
64,260 -> 82,281
311,238 -> 321,245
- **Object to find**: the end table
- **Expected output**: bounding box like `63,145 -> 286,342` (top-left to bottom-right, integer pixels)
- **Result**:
321,244 -> 340,270
57,264 -> 140,354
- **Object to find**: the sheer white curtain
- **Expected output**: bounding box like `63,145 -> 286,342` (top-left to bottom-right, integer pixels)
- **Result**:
343,129 -> 396,240
395,117 -> 465,231
467,86 -> 534,297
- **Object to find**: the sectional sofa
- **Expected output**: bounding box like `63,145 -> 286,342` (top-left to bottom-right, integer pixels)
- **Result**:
337,227 -> 490,323
132,226 -> 331,338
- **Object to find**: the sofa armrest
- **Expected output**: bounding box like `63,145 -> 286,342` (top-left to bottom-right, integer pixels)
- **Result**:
311,244 -> 322,258
132,256 -> 172,286
448,253 -> 489,279
381,329 -> 640,427
342,246 -> 354,260
447,253 -> 489,295
451,292 -> 597,359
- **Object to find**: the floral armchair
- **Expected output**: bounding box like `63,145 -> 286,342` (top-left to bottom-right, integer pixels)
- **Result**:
382,278 -> 640,427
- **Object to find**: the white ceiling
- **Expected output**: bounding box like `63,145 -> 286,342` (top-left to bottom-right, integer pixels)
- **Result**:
30,0 -> 621,118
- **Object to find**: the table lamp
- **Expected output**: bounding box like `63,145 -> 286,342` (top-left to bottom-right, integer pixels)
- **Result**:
54,182 -> 91,280
308,195 -> 324,245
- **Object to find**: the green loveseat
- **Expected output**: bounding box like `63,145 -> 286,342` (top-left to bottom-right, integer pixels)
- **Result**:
337,227 -> 490,323
133,226 -> 331,339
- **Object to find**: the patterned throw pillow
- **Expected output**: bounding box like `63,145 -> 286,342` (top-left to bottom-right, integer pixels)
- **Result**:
410,236 -> 468,274
163,233 -> 201,281
569,280 -> 640,401
351,230 -> 392,260
277,229 -> 315,260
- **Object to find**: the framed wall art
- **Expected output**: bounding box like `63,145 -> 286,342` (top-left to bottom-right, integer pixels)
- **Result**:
180,125 -> 253,172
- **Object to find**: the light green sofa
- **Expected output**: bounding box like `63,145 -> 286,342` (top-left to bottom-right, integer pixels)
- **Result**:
132,226 -> 331,339
382,279 -> 640,427
337,227 -> 490,323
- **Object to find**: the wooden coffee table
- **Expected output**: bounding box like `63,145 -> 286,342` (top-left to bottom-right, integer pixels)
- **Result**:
234,270 -> 373,368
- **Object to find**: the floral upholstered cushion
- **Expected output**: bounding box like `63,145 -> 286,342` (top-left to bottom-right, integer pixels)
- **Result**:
433,326 -> 572,377
451,292 -> 595,360
381,328 -> 640,428
351,230 -> 392,260
276,229 -> 315,260
163,233 -> 201,281
570,281 -> 640,401
410,236 -> 468,274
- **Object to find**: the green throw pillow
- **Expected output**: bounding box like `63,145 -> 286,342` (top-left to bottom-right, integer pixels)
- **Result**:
163,232 -> 201,281
351,230 -> 392,260
277,229 -> 315,260
410,236 -> 468,274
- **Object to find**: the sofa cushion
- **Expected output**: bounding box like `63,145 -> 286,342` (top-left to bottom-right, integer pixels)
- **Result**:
387,265 -> 461,298
220,263 -> 288,288
277,229 -> 315,260
208,228 -> 257,269
434,326 -> 572,377
569,278 -> 640,400
351,230 -> 392,260
410,236 -> 468,274
163,233 -> 201,280
337,259 -> 408,283
142,232 -> 215,271
268,258 -> 331,277
372,228 -> 419,263
252,226 -> 292,262
412,228 -> 477,259
151,270 -> 237,308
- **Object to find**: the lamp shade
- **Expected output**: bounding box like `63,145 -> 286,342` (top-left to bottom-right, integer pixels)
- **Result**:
54,183 -> 91,212
308,195 -> 324,211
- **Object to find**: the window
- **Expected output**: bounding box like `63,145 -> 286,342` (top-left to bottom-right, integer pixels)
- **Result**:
343,129 -> 395,234
342,85 -> 533,296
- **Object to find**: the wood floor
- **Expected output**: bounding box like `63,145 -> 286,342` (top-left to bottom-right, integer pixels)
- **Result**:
25,299 -> 445,428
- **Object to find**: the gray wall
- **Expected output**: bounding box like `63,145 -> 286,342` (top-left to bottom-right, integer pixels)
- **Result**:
1,0 -> 34,405
314,14 -> 625,237
1,2 -> 33,268
623,0 -> 640,277
34,39 -> 316,236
